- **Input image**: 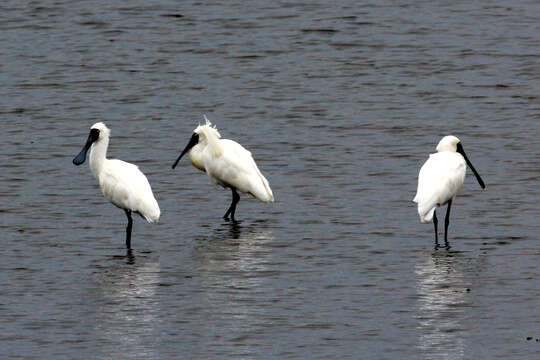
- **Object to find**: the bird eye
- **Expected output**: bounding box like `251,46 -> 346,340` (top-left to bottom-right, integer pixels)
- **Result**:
90,128 -> 100,140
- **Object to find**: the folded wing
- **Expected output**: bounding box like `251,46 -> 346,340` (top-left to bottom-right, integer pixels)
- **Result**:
413,152 -> 465,223
99,159 -> 161,223
204,139 -> 274,202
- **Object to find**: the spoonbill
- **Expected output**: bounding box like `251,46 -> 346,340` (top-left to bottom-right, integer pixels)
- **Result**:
73,122 -> 160,249
413,135 -> 485,248
172,115 -> 274,221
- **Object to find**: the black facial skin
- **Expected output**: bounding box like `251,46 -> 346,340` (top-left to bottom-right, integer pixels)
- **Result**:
456,142 -> 486,189
73,128 -> 100,166
172,133 -> 199,169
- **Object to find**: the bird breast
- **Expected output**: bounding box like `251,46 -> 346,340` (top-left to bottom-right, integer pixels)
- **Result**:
189,144 -> 206,172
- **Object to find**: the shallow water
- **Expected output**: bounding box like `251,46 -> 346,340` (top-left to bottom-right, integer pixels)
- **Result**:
1,0 -> 539,359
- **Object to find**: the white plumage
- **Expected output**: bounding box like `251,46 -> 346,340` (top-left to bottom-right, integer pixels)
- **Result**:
172,115 -> 274,221
95,159 -> 160,223
414,151 -> 466,223
413,135 -> 485,247
73,122 -> 160,249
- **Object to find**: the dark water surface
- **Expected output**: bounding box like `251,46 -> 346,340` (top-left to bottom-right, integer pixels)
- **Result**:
1,1 -> 539,359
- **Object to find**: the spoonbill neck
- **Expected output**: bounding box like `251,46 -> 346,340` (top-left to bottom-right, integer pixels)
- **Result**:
200,127 -> 223,156
89,136 -> 109,178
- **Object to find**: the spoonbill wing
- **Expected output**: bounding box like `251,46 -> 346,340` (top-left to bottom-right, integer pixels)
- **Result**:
204,139 -> 274,203
413,152 -> 465,223
99,159 -> 160,223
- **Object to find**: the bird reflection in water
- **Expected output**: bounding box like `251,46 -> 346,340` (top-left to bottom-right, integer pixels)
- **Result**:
196,220 -> 266,245
226,220 -> 242,239
94,256 -> 161,358
415,251 -> 471,360
193,221 -> 276,336
125,249 -> 135,265
111,248 -> 136,265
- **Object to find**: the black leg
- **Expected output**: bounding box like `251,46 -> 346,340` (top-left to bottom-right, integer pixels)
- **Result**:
124,209 -> 133,249
433,210 -> 439,248
230,188 -> 240,222
444,199 -> 452,248
223,188 -> 240,222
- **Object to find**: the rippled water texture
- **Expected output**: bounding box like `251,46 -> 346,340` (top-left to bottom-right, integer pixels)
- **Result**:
1,0 -> 539,359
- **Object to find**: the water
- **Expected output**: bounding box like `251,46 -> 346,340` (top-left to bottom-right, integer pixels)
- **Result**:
1,0 -> 539,359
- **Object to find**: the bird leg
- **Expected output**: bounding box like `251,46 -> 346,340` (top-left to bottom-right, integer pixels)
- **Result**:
444,199 -> 452,249
124,209 -> 133,249
223,188 -> 240,222
433,210 -> 439,249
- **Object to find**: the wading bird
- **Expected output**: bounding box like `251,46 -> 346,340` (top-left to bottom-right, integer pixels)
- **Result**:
172,116 -> 274,221
413,135 -> 485,248
73,122 -> 160,249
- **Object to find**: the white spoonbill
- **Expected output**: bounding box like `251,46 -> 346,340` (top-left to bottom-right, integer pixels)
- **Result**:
73,122 -> 160,249
413,135 -> 485,248
172,115 -> 274,222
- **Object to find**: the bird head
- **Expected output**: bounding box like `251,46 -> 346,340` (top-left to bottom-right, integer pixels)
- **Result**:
436,135 -> 460,153
73,122 -> 110,166
436,135 -> 485,189
193,115 -> 221,144
90,122 -> 110,139
171,115 -> 221,169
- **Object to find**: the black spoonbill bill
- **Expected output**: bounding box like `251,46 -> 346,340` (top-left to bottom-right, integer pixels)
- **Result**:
73,122 -> 160,249
413,135 -> 485,248
172,115 -> 274,222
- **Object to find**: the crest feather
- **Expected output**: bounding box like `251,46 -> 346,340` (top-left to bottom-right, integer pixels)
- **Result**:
194,114 -> 221,139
